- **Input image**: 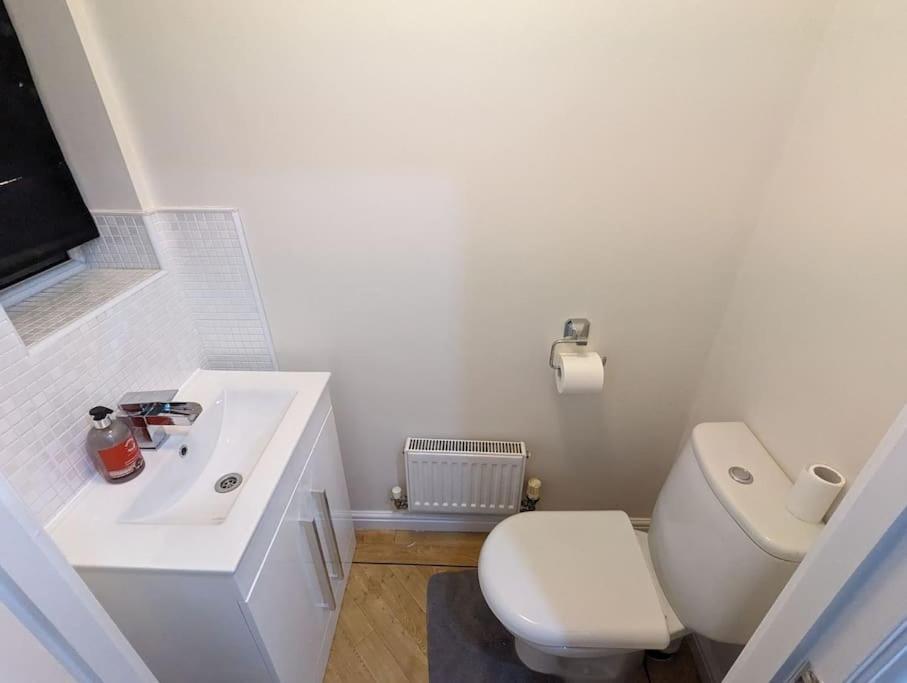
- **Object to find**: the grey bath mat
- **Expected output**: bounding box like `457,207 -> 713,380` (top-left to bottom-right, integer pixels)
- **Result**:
426,569 -> 559,682
425,570 -> 703,683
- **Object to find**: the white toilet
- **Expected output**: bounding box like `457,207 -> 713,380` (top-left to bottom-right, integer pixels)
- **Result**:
478,422 -> 823,681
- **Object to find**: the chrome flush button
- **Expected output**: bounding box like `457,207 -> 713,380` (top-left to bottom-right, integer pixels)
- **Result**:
729,466 -> 754,484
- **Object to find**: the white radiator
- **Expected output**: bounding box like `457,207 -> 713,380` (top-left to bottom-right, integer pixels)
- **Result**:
404,438 -> 528,515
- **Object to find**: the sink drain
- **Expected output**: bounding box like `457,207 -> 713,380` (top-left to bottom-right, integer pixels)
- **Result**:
214,473 -> 243,493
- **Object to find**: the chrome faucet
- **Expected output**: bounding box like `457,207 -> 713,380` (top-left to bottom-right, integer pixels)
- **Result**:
118,390 -> 203,450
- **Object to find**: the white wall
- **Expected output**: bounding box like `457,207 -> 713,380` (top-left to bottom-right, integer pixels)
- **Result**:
688,0 -> 907,492
69,1 -> 834,513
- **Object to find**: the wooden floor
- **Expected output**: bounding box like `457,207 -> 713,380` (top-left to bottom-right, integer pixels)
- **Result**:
324,529 -> 701,683
324,530 -> 487,683
350,529 -> 487,567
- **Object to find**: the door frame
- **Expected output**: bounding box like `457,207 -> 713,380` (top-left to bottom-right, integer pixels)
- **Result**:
0,476 -> 155,682
727,405 -> 907,682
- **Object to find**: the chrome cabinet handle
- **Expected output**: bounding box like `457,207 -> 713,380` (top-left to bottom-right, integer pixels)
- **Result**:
312,489 -> 344,580
301,518 -> 336,610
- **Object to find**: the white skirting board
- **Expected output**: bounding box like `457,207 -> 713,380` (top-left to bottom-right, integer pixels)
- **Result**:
351,510 -> 651,533
351,510 -> 507,532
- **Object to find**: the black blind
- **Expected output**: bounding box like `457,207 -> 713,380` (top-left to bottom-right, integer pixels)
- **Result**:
0,1 -> 98,289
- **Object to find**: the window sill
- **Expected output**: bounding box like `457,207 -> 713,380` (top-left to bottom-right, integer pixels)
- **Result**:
3,268 -> 164,351
0,258 -> 87,309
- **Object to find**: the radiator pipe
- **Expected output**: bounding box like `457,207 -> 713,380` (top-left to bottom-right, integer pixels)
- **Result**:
391,485 -> 408,510
520,477 -> 542,512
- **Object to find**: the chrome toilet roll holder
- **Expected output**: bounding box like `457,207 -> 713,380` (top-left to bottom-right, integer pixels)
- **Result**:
548,318 -> 607,370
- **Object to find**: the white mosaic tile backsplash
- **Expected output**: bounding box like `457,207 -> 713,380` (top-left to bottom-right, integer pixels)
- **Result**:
81,213 -> 159,269
0,273 -> 204,523
151,211 -> 276,371
0,208 -> 277,524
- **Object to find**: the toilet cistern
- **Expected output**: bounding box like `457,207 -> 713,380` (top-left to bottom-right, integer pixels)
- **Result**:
478,422 -> 824,681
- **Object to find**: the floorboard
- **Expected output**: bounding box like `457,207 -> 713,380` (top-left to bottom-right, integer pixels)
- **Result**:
353,529 -> 487,566
327,529 -> 700,682
327,530 -> 483,682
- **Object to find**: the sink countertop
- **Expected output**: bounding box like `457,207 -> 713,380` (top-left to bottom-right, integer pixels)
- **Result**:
49,369 -> 330,574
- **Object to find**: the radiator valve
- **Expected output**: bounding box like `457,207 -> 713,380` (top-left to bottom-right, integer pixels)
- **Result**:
520,477 -> 542,512
391,485 -> 408,510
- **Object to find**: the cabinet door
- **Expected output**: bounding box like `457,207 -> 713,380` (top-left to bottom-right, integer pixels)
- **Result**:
308,410 -> 357,680
311,412 -> 356,582
245,461 -> 335,683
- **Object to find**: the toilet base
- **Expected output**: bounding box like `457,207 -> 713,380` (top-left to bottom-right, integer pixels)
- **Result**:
514,637 -> 643,682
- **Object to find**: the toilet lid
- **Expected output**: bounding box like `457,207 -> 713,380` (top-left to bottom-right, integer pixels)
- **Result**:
478,511 -> 670,651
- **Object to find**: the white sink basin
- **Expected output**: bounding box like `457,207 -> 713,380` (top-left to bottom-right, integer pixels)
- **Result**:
49,369 -> 332,574
121,389 -> 295,525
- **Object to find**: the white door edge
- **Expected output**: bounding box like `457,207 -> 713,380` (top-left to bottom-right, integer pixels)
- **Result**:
726,404 -> 907,682
0,475 -> 156,683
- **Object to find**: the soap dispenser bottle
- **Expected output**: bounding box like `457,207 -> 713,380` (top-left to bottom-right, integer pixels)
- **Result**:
86,406 -> 145,483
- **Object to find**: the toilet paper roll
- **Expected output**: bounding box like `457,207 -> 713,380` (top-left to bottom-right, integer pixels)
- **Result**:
785,464 -> 846,524
554,351 -> 604,394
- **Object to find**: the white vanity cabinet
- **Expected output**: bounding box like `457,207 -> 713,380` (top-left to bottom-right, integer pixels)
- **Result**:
62,374 -> 356,683
243,412 -> 354,683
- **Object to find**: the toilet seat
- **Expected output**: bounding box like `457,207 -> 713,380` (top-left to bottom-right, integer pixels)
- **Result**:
478,511 -> 671,652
